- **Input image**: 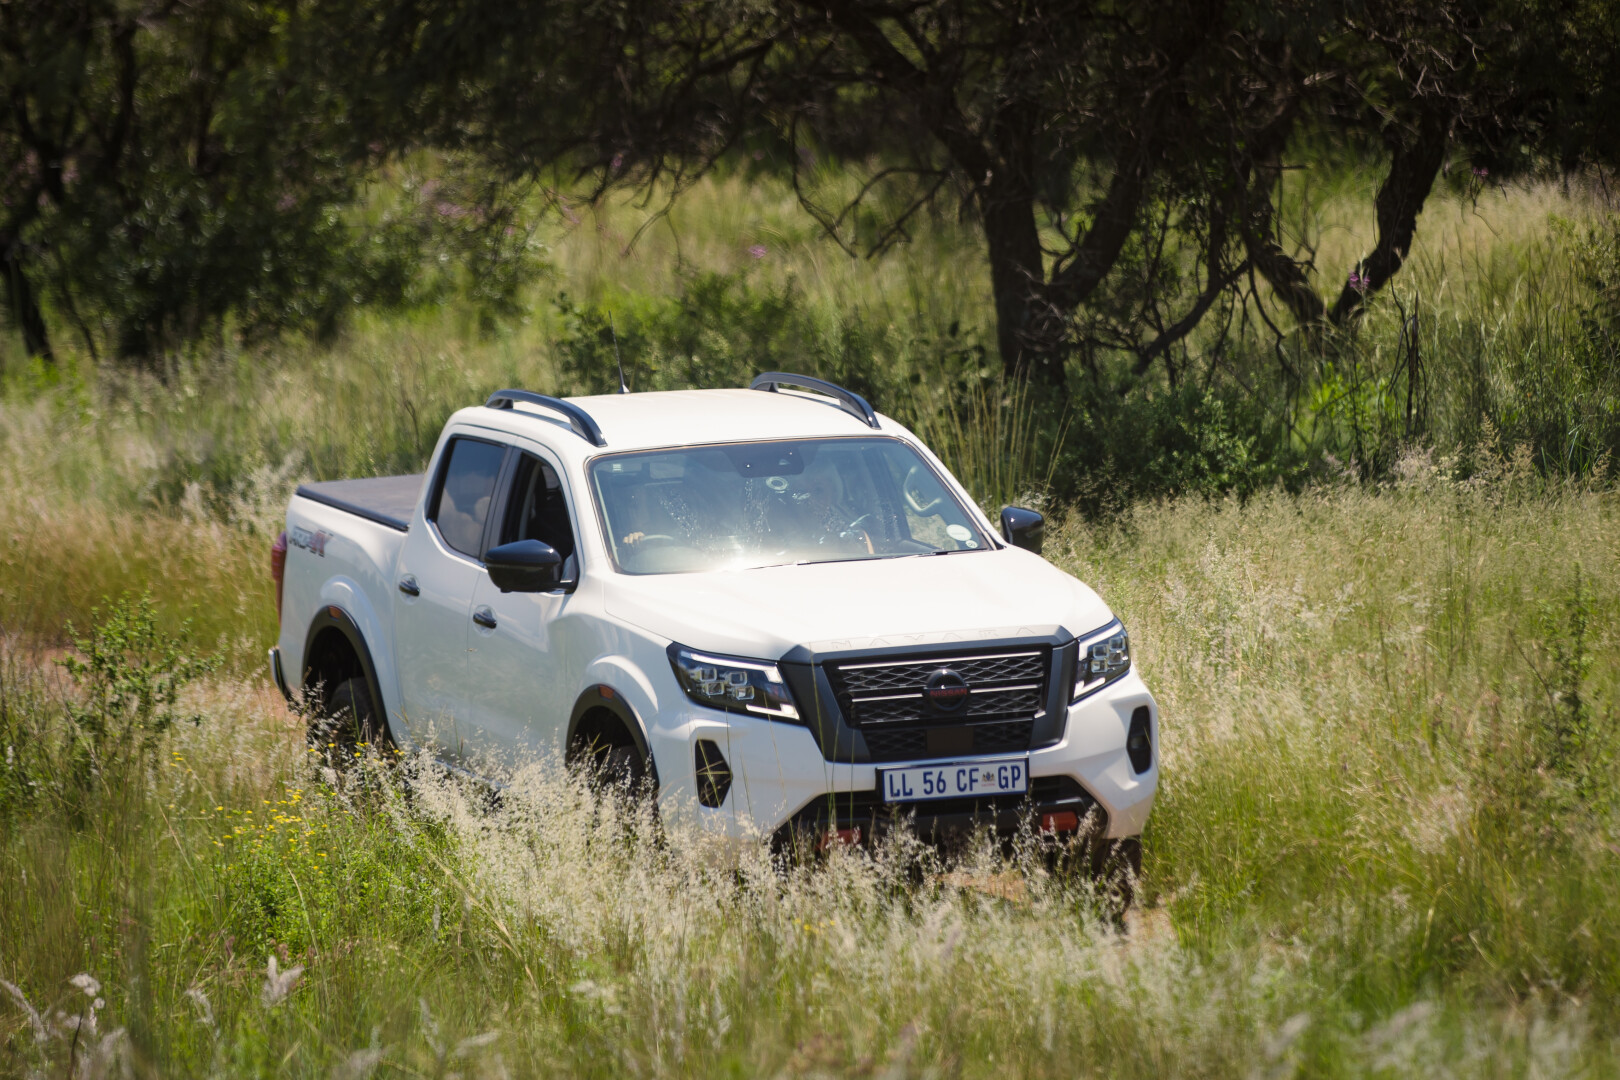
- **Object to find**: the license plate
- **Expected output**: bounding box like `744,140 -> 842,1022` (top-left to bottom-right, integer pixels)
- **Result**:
879,758 -> 1029,803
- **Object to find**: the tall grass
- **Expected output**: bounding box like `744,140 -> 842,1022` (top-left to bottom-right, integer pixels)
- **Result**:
2,463 -> 1617,1076
1,169 -> 1618,1074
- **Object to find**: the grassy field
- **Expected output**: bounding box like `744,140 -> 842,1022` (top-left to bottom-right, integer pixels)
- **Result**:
2,174 -> 1618,1077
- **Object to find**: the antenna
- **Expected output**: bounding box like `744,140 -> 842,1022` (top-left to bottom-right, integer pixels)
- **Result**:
610,314 -> 629,394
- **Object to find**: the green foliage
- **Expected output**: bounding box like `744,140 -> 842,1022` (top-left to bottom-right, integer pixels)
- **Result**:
0,3 -> 548,363
1057,384 -> 1298,509
5,480 -> 1620,1075
2,595 -> 222,825
215,771 -> 459,959
0,654 -> 53,821
550,271 -> 892,406
59,594 -> 217,797
1540,567 -> 1599,794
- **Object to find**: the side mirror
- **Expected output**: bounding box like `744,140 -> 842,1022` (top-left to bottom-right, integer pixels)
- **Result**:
999,506 -> 1045,555
485,539 -> 563,593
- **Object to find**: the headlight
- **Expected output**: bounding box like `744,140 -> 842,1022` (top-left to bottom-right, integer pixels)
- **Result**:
668,644 -> 801,722
1073,621 -> 1130,701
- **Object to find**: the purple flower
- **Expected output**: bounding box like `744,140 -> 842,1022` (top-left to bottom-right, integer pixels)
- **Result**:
748,244 -> 768,259
1347,270 -> 1369,291
752,149 -> 766,161
610,152 -> 624,172
1472,165 -> 1489,178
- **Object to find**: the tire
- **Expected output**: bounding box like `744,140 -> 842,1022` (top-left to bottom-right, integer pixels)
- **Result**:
571,736 -> 647,788
1090,836 -> 1142,915
312,676 -> 387,751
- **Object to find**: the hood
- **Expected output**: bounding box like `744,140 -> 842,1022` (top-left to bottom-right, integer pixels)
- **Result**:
603,546 -> 1113,659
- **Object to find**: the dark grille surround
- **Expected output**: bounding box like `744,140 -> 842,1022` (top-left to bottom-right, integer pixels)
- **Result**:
828,648 -> 1048,726
779,635 -> 1084,765
821,645 -> 1052,762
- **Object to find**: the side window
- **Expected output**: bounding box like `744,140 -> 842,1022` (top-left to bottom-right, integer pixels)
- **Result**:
499,453 -> 577,561
430,437 -> 506,558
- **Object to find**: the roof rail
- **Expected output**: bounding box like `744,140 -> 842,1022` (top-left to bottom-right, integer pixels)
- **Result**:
484,390 -> 607,447
749,372 -> 879,429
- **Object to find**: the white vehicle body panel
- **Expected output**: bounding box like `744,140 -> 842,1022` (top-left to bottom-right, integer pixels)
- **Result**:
274,386 -> 1160,845
601,546 -> 1111,661
393,513 -> 481,751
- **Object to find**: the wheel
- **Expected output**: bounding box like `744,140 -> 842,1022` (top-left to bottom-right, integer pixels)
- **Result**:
1089,836 -> 1142,915
312,676 -> 388,751
569,732 -> 650,791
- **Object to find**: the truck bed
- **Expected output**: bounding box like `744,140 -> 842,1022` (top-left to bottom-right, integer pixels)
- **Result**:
294,475 -> 423,532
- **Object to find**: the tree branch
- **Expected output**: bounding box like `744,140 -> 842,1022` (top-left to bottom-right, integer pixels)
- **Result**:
1132,259 -> 1250,376
1043,154 -> 1153,312
1327,107 -> 1448,324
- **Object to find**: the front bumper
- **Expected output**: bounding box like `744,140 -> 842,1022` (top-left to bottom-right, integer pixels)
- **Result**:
649,668 -> 1157,843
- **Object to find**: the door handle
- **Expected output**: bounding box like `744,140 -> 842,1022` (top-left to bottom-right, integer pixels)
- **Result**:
397,576 -> 420,597
472,606 -> 497,630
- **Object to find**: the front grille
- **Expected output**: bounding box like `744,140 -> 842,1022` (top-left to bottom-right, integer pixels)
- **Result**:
863,728 -> 928,761
972,720 -> 1036,754
863,720 -> 1035,763
828,647 -> 1050,729
836,651 -> 1047,694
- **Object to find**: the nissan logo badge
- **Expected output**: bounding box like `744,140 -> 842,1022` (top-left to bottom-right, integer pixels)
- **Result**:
923,668 -> 971,712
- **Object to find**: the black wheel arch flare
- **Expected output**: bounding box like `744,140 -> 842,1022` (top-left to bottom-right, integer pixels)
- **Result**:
300,604 -> 391,740
568,684 -> 658,787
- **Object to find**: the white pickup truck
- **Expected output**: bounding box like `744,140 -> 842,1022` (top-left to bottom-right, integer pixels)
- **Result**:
270,374 -> 1157,861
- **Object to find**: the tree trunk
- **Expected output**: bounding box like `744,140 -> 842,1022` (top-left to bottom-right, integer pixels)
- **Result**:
1326,109 -> 1448,325
2,235 -> 53,362
980,178 -> 1065,384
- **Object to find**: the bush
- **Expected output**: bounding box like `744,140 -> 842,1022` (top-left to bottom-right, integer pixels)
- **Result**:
1058,384 -> 1301,510
58,594 -> 217,808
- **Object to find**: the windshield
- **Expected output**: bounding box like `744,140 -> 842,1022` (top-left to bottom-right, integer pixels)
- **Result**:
589,438 -> 992,574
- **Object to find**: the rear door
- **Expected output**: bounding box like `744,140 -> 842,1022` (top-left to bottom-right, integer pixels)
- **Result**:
392,434 -> 508,757
460,446 -> 583,769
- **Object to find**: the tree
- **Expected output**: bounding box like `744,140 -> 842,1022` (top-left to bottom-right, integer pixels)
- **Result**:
0,0 -> 379,361
353,0 -> 1618,390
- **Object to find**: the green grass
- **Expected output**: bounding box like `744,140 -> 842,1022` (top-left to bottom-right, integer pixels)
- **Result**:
2,473 -> 1617,1077
2,171 -> 1619,1076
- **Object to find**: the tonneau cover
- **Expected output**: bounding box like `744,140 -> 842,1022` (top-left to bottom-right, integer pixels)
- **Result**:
295,474 -> 423,532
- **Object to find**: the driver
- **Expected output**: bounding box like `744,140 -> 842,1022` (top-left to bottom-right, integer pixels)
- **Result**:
619,460 -> 731,551
780,458 -> 873,553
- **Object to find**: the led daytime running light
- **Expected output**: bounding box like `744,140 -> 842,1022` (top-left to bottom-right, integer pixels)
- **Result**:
670,645 -> 801,722
1073,622 -> 1130,701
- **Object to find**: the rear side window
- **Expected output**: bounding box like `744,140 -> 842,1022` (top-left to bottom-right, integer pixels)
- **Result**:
430,437 -> 505,558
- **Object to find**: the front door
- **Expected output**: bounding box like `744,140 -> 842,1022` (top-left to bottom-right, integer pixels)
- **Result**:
461,448 -> 582,771
392,435 -> 508,757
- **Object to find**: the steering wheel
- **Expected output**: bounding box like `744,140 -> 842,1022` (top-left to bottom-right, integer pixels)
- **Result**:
818,514 -> 875,554
902,465 -> 943,514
